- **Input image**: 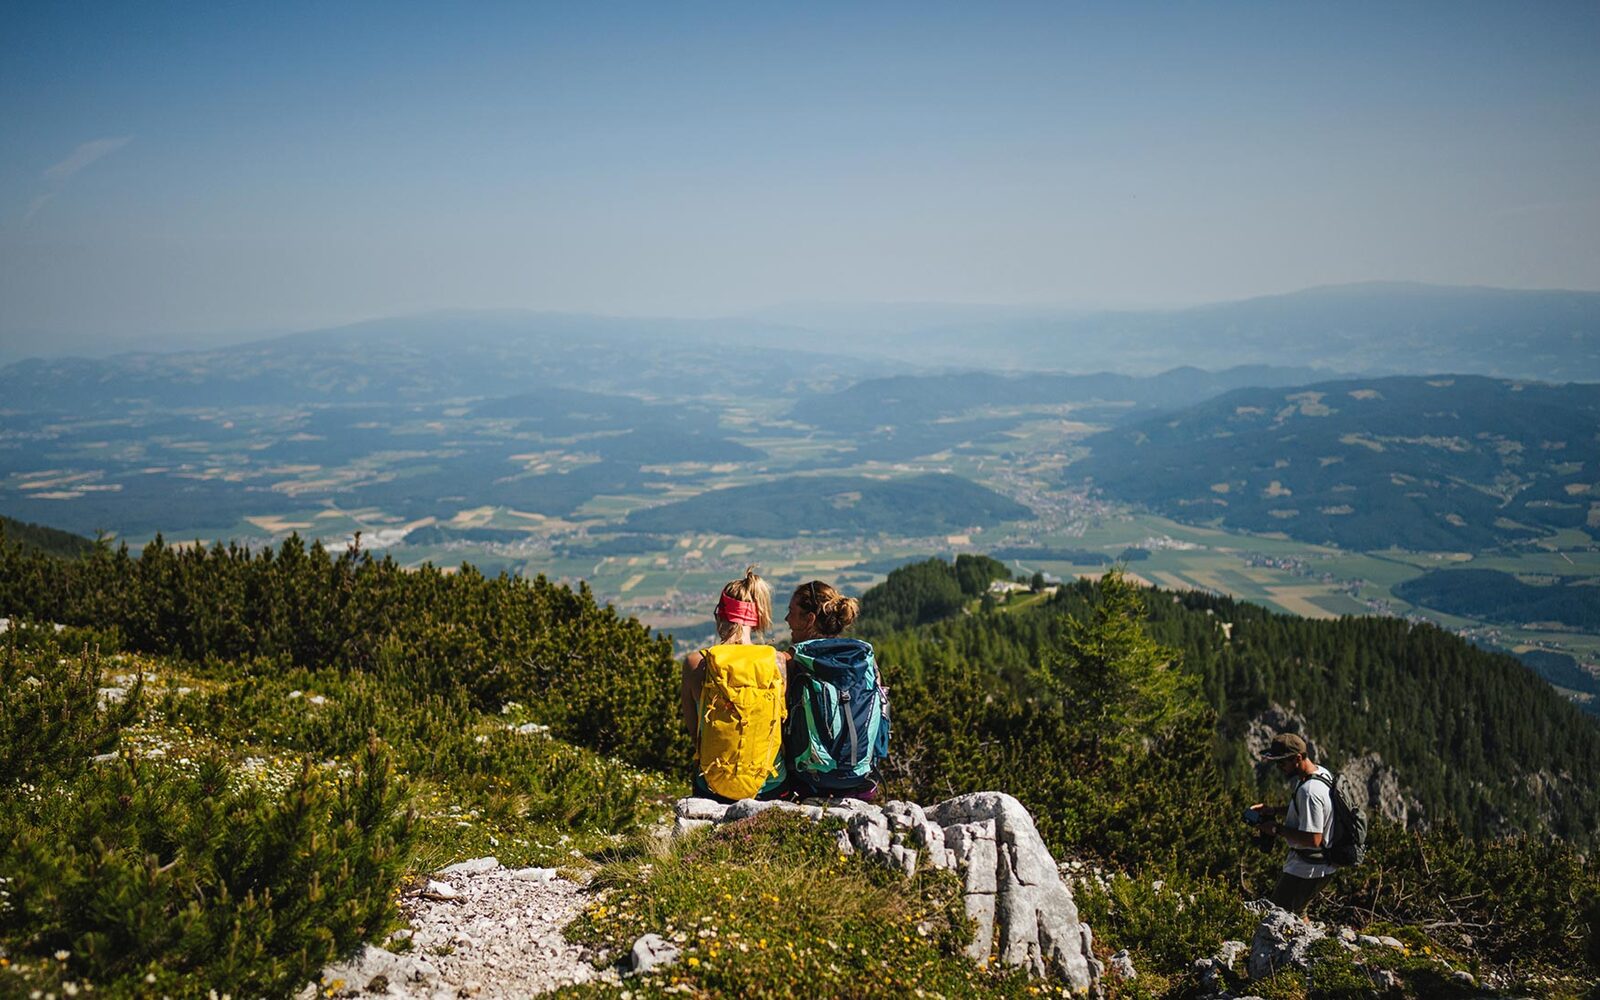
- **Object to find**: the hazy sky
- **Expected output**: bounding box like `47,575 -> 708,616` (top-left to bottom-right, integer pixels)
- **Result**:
3,1 -> 1598,351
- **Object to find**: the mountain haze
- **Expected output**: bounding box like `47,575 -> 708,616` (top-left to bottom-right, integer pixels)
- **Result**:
766,283 -> 1600,380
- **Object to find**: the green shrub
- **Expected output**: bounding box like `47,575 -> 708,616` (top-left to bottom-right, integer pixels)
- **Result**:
0,534 -> 689,773
0,634 -> 140,785
0,737 -> 415,1000
162,665 -> 652,836
1330,820 -> 1599,970
1075,869 -> 1254,974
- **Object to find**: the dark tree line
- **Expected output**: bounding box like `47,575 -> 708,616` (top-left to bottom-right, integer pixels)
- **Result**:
0,533 -> 686,771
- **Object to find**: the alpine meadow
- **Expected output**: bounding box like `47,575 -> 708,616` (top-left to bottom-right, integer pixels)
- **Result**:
4,4 -> 1600,999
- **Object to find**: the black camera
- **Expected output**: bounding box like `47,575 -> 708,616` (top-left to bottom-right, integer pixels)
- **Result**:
1242,806 -> 1266,826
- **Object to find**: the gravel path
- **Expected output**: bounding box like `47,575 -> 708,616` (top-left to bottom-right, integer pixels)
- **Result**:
312,861 -> 617,999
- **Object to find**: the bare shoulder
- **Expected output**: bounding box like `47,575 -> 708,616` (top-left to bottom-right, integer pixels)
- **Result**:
684,649 -> 705,670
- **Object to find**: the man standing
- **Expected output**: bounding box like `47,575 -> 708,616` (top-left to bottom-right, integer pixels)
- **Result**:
1252,732 -> 1338,915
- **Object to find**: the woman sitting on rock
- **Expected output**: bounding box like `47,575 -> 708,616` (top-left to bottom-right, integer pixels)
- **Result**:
782,580 -> 890,801
680,566 -> 790,802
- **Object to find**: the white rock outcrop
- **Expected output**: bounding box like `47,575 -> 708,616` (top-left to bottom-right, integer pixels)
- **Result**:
1247,906 -> 1327,979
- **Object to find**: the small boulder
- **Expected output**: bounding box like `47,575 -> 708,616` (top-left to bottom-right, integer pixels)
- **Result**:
672,817 -> 713,839
1248,907 -> 1327,979
1110,948 -> 1137,980
674,798 -> 730,822
1214,939 -> 1247,968
629,933 -> 681,975
422,880 -> 459,900
437,857 -> 499,877
316,944 -> 434,996
510,867 -> 557,882
723,798 -> 801,822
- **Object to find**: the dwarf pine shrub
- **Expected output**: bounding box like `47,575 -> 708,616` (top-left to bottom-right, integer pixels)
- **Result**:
0,737 -> 414,1000
161,664 -> 651,835
1074,869 -> 1254,975
0,534 -> 689,771
0,632 -> 141,785
1331,819 -> 1600,971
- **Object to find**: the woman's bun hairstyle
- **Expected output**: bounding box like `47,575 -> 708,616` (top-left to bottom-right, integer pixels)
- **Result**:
793,580 -> 858,636
716,565 -> 772,640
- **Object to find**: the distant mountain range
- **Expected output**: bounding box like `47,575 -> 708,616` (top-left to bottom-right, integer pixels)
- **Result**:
0,311 -> 871,414
760,282 -> 1600,380
1073,375 -> 1600,551
3,283 -> 1599,403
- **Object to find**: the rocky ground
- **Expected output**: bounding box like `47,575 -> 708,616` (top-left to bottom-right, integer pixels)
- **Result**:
307,859 -> 616,999
305,791 -> 1495,999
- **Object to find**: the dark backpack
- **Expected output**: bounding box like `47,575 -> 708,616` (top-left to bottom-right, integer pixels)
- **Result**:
1295,771 -> 1368,867
784,637 -> 890,792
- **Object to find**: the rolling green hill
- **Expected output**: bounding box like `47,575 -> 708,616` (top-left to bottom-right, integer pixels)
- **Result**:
796,366 -> 1329,461
623,473 -> 1033,537
1073,375 -> 1600,551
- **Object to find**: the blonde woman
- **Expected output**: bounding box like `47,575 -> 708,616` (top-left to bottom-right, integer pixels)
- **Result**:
681,566 -> 790,801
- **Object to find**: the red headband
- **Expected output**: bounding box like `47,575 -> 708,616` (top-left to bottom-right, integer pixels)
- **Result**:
717,592 -> 760,626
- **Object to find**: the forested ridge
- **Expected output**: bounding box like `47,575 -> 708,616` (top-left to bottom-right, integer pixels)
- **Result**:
859,556 -> 1600,846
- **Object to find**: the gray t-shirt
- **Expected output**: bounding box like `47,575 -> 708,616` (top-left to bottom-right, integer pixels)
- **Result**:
1283,765 -> 1338,878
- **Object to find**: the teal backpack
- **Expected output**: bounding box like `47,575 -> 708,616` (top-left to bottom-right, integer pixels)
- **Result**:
785,637 -> 890,792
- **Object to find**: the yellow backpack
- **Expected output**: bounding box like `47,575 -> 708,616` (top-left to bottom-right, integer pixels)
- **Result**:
696,644 -> 786,800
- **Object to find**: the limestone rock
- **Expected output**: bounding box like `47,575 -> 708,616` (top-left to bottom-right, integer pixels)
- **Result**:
1214,939 -> 1247,968
1246,704 -> 1323,767
1339,753 -> 1425,830
722,798 -> 801,822
510,867 -> 557,882
674,797 -> 730,822
628,933 -> 681,975
672,817 -> 713,839
1110,949 -> 1137,979
438,857 -> 500,877
316,944 -> 435,996
1247,907 -> 1327,979
926,792 -> 1097,988
423,880 -> 459,900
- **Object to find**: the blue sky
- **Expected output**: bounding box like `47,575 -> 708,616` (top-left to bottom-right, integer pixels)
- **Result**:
2,1 -> 1597,350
